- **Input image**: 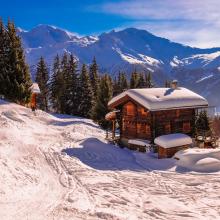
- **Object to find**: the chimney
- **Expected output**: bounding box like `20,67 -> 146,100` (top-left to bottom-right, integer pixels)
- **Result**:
171,80 -> 178,89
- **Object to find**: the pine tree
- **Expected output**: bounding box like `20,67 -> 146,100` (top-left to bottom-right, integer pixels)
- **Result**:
137,73 -> 146,88
112,76 -> 120,96
60,52 -> 70,113
0,18 -> 7,96
67,54 -> 79,115
130,70 -> 139,89
2,20 -> 32,103
89,57 -> 99,99
35,57 -> 49,111
195,110 -> 210,132
145,72 -> 154,88
78,64 -> 94,118
118,72 -> 128,92
50,55 -> 64,113
92,74 -> 113,129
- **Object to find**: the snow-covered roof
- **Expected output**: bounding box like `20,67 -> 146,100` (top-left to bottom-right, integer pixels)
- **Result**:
154,133 -> 192,148
108,87 -> 208,111
128,139 -> 151,147
31,83 -> 41,94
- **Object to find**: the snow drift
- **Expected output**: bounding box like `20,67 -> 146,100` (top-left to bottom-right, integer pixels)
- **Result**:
1,99 -> 220,219
175,148 -> 220,173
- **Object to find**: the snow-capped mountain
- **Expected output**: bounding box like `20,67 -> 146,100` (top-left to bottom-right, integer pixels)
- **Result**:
18,25 -> 220,107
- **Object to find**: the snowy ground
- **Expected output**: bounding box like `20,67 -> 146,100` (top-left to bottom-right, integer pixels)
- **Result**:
1,100 -> 220,220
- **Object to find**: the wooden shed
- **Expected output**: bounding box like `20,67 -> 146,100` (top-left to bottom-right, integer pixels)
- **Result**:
154,133 -> 192,159
106,84 -> 208,151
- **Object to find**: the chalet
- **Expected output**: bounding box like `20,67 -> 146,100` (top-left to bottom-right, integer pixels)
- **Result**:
106,82 -> 208,157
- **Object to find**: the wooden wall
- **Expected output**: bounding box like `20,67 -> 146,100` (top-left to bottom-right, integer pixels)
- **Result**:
154,108 -> 194,138
121,101 -> 151,140
119,100 -> 195,142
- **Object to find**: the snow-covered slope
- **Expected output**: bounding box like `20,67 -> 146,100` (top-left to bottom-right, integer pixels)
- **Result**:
18,25 -> 220,107
1,100 -> 220,219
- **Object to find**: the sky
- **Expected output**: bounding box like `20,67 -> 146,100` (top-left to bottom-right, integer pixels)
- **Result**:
1,0 -> 220,48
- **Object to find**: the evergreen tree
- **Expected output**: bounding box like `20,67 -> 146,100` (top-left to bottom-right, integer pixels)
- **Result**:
130,70 -> 139,89
145,72 -> 154,88
137,73 -> 146,88
92,74 -> 113,129
112,76 -> 120,96
195,110 -> 210,132
67,54 -> 79,115
0,18 -> 8,96
89,57 -> 99,99
78,64 -> 94,118
35,57 -> 49,111
2,20 -> 32,103
50,55 -> 64,113
60,52 -> 70,113
118,72 -> 128,92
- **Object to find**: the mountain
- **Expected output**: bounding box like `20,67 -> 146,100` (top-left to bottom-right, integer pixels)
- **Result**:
18,25 -> 220,108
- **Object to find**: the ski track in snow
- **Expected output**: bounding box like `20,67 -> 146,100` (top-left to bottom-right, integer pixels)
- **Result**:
0,100 -> 220,220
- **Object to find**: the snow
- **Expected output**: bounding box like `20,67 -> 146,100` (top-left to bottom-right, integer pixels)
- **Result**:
128,139 -> 151,147
196,74 -> 214,83
170,56 -> 183,68
154,133 -> 192,148
108,87 -> 208,111
190,51 -> 220,62
31,83 -> 41,94
175,148 -> 220,173
138,54 -> 161,66
1,99 -> 220,219
117,50 -> 144,64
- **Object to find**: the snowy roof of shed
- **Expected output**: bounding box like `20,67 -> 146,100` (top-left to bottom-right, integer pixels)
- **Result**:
31,83 -> 41,94
154,133 -> 192,148
108,87 -> 208,111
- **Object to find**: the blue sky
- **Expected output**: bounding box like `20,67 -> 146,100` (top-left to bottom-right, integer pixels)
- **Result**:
1,0 -> 220,48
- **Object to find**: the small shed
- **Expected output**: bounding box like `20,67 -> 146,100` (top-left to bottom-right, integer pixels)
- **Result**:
30,83 -> 41,110
128,139 -> 151,152
154,133 -> 192,159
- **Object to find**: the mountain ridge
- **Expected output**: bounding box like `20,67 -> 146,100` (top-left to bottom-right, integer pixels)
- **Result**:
17,25 -> 220,107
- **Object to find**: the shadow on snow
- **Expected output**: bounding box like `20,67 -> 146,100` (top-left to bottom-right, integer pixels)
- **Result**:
62,138 -> 176,172
48,113 -> 99,129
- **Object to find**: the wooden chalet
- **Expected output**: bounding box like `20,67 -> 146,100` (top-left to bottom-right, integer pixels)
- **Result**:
106,82 -> 208,152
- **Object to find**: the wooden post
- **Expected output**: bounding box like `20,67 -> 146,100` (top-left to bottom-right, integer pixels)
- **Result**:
112,120 -> 116,140
151,112 -> 156,142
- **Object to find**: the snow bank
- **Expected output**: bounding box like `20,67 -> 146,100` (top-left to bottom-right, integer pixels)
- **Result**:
154,133 -> 192,148
175,148 -> 220,173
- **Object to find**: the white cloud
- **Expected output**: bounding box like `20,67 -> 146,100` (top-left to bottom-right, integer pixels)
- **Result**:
96,0 -> 220,48
101,0 -> 220,21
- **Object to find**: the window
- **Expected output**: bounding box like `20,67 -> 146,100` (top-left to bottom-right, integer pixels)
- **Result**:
164,123 -> 171,134
176,110 -> 180,117
138,107 -> 148,117
183,122 -> 191,133
137,123 -> 151,139
124,102 -> 136,116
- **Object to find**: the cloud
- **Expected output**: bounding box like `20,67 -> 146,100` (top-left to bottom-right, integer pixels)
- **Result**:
95,0 -> 220,48
101,0 -> 220,21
